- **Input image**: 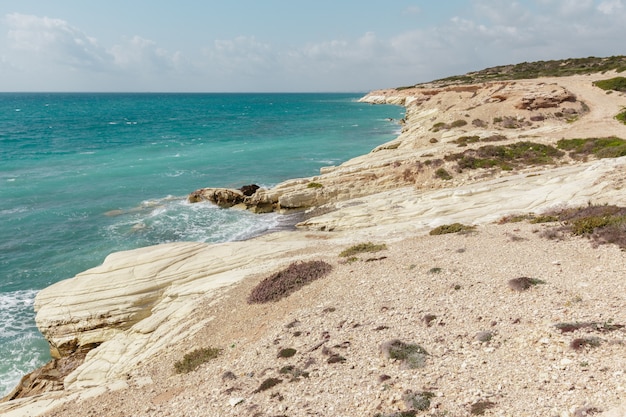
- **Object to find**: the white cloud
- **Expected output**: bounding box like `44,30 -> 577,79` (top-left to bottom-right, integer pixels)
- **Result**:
597,0 -> 625,14
6,13 -> 109,70
110,36 -> 183,73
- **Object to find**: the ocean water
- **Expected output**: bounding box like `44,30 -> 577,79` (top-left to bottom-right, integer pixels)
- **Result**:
0,92 -> 403,395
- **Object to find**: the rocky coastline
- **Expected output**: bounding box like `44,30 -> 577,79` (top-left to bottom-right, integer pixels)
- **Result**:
2,68 -> 626,416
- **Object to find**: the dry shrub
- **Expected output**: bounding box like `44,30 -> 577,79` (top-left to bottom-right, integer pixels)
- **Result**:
174,347 -> 222,374
339,242 -> 387,258
548,204 -> 626,249
470,400 -> 496,415
248,260 -> 332,304
429,223 -> 475,235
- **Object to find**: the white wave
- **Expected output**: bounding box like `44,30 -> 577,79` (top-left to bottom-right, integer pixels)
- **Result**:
0,289 -> 39,337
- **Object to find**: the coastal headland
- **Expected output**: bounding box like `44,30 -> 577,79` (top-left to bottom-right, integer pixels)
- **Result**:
2,58 -> 626,416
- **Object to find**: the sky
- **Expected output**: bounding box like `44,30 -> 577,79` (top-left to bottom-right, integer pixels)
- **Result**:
0,0 -> 625,92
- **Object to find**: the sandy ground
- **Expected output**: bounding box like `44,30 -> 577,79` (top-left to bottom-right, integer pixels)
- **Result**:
42,221 -> 626,417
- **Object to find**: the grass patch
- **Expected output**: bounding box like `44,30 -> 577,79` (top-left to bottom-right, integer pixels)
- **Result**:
248,260 -> 333,304
593,76 -> 626,92
445,141 -> 563,171
307,182 -> 323,189
174,347 -> 222,374
429,223 -> 476,235
557,137 -> 626,159
339,242 -> 387,257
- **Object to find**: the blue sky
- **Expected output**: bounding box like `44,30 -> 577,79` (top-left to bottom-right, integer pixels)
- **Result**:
0,0 -> 624,92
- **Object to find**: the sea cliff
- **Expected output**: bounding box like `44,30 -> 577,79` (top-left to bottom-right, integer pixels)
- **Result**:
2,66 -> 626,416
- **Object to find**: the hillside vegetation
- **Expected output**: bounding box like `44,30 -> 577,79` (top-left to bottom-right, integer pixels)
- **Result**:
402,55 -> 626,88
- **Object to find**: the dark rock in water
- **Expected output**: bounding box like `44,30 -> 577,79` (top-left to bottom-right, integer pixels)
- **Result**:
187,188 -> 245,208
239,184 -> 260,196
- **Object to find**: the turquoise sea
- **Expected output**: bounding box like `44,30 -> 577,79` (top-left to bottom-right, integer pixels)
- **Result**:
0,92 -> 403,395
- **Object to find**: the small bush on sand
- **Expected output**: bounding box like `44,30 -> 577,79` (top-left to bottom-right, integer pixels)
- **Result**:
470,400 -> 496,415
307,182 -> 323,188
339,242 -> 387,257
616,109 -> 626,125
430,119 -> 467,132
248,260 -> 332,304
429,223 -> 476,235
174,347 -> 222,374
434,167 -> 452,180
279,365 -> 309,379
403,390 -> 435,411
374,412 -> 417,417
507,277 -> 546,291
554,321 -> 624,333
253,377 -> 282,393
380,340 -> 428,369
570,337 -> 602,350
277,348 -> 297,358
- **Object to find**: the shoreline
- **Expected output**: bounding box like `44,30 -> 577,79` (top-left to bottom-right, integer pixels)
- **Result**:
2,71 -> 626,416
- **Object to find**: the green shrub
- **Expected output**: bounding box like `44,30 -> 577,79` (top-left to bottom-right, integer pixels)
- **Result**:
247,260 -> 332,304
434,168 -> 452,180
450,119 -> 468,128
307,182 -> 323,189
339,242 -> 387,257
616,109 -> 626,125
452,135 -> 480,147
277,348 -> 297,358
174,347 -> 222,374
